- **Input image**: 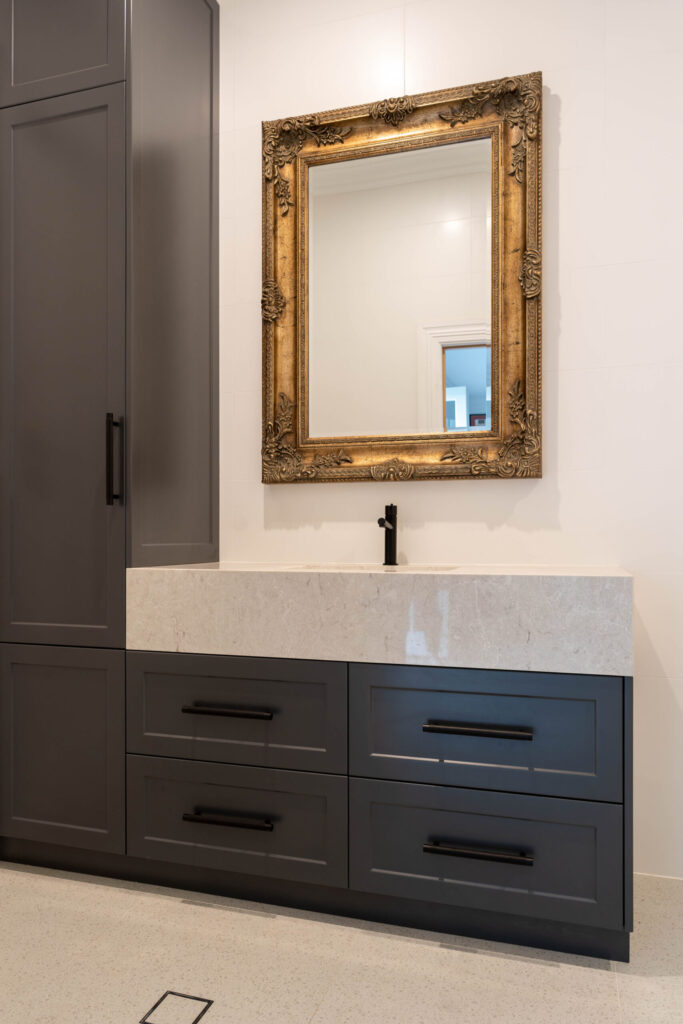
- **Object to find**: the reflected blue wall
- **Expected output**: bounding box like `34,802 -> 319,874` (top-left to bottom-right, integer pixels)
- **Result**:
444,346 -> 490,430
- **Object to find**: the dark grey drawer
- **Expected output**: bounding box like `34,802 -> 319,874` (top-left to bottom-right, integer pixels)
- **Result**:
127,652 -> 347,774
350,778 -> 623,930
127,755 -> 348,888
349,664 -> 622,801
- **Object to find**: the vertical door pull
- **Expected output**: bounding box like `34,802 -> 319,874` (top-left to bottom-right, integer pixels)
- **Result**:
106,413 -> 124,505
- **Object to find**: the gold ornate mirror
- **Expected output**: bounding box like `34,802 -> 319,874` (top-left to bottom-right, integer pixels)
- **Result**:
262,72 -> 541,483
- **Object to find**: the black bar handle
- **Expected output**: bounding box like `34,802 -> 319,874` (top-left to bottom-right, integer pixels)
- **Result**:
117,414 -> 125,503
105,413 -> 124,505
182,810 -> 274,832
423,720 -> 533,741
106,413 -> 114,505
181,702 -> 273,721
423,840 -> 534,866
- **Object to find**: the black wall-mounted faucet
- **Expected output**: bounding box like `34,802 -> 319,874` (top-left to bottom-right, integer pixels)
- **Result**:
377,503 -> 398,566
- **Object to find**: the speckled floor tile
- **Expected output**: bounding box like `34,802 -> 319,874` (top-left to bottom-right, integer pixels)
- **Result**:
0,864 -> 330,1024
615,874 -> 683,1024
0,862 -> 679,1024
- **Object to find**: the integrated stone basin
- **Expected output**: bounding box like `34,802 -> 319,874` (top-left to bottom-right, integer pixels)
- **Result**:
288,563 -> 461,573
127,562 -> 633,677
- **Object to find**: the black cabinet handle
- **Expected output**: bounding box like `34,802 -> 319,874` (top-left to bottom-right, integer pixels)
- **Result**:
422,720 -> 533,741
423,840 -> 534,866
182,810 -> 274,832
105,413 -> 124,505
181,701 -> 273,721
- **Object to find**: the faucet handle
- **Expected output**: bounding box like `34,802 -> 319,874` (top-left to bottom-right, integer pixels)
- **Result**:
377,517 -> 394,530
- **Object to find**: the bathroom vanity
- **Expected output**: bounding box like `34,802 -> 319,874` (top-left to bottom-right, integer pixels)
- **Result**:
0,26 -> 632,964
1,565 -> 633,962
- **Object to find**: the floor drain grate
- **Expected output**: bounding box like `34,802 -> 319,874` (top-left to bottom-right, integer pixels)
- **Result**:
139,990 -> 213,1024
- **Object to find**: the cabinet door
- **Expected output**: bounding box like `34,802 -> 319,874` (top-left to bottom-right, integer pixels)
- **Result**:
0,85 -> 126,647
0,0 -> 125,108
128,0 -> 219,567
0,644 -> 125,853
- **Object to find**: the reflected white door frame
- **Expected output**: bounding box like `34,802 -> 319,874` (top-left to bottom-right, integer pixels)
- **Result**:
416,321 -> 491,433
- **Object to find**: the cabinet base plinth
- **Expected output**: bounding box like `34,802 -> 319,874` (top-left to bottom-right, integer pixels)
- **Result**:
0,838 -> 630,962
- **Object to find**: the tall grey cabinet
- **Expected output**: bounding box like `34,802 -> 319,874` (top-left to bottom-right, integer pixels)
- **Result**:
0,0 -> 218,852
0,84 -> 127,648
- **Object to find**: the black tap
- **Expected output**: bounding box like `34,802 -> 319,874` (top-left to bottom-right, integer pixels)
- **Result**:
377,504 -> 398,566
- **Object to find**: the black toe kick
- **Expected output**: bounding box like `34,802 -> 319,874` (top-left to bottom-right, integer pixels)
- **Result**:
0,837 -> 630,963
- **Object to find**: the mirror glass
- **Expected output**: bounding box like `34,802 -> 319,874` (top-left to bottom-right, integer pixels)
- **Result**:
307,136 -> 492,439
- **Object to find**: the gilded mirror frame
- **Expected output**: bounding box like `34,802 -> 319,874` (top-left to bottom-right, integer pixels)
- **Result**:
262,72 -> 542,483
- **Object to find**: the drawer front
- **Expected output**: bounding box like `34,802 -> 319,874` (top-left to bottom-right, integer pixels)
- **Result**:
127,652 -> 347,774
350,778 -> 623,930
350,664 -> 622,801
127,756 -> 348,888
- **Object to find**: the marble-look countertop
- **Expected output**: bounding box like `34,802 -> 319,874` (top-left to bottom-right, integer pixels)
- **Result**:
126,562 -> 633,677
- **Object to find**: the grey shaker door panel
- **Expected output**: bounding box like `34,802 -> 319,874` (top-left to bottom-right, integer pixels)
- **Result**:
349,664 -> 623,802
0,0 -> 125,108
128,0 -> 219,567
127,755 -> 348,888
349,778 -> 624,930
126,652 -> 348,773
0,86 -> 126,647
0,644 -> 125,853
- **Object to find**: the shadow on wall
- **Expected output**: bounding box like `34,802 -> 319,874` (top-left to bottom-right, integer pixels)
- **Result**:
262,85 -> 562,541
632,591 -> 683,876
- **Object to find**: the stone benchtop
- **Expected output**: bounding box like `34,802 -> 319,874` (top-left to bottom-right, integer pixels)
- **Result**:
126,562 -> 633,678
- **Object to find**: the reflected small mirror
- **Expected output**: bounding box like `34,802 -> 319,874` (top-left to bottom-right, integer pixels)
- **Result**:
307,137 -> 492,440
443,344 -> 491,432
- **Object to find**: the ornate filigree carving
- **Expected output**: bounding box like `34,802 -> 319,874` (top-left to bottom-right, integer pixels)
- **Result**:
519,248 -> 541,298
369,97 -> 416,127
262,394 -> 352,482
440,381 -> 540,477
439,75 -> 541,182
370,459 -> 415,481
263,116 -> 352,215
261,279 -> 286,322
273,175 -> 293,213
262,75 -> 541,484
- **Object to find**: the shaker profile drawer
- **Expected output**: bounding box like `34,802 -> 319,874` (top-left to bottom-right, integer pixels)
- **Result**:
127,652 -> 347,773
350,778 -> 623,930
349,664 -> 622,801
127,755 -> 348,888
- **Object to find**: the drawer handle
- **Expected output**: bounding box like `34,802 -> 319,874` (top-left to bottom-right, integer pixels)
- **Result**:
181,701 -> 273,721
182,809 -> 274,832
422,720 -> 533,741
423,840 -> 534,866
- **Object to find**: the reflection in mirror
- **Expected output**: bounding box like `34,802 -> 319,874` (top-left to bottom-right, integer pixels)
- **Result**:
307,136 -> 492,439
443,344 -> 491,431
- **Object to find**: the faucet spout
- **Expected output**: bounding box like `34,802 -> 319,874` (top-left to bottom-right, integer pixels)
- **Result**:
377,504 -> 398,566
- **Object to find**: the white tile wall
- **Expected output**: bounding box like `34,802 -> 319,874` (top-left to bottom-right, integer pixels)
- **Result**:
217,0 -> 683,877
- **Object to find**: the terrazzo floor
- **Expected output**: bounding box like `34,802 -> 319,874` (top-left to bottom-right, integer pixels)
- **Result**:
0,863 -> 680,1023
